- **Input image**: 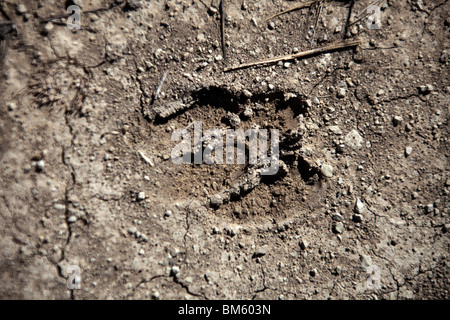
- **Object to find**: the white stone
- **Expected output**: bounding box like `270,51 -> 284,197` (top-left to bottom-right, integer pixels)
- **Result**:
321,164 -> 333,178
354,198 -> 365,214
405,146 -> 413,157
344,129 -> 363,150
328,125 -> 342,135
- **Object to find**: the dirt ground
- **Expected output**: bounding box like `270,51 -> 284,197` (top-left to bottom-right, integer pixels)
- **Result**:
0,0 -> 448,300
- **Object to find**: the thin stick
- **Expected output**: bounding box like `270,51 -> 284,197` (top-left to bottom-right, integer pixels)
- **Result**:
224,39 -> 360,72
220,0 -> 226,59
266,0 -> 320,21
138,151 -> 154,167
310,0 -> 323,47
151,71 -> 168,106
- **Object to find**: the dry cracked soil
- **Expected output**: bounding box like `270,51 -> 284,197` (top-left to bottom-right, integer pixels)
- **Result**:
0,0 -> 449,299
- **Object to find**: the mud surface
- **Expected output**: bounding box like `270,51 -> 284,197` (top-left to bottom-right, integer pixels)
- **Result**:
0,0 -> 449,299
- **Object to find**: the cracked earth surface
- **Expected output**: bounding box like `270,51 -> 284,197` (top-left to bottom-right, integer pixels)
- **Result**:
0,0 -> 449,299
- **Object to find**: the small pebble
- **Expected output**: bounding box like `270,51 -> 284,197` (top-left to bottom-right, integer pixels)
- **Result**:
54,203 -> 66,211
393,115 -> 403,126
337,88 -> 346,98
225,112 -> 241,128
243,106 -> 253,119
152,291 -> 160,300
419,84 -> 433,94
331,213 -> 343,222
73,0 -> 83,7
405,146 -> 413,157
43,22 -> 54,34
7,102 -> 16,111
36,160 -> 45,172
335,266 -> 342,275
328,126 -> 342,135
137,192 -> 146,201
332,222 -> 344,234
354,198 -> 365,214
16,4 -> 27,14
321,164 -> 333,178
171,266 -> 180,275
242,89 -> 253,98
425,204 -> 434,214
253,246 -> 267,258
154,48 -> 164,60
299,240 -> 309,250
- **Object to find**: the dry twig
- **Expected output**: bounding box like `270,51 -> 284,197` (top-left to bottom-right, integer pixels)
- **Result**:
310,0 -> 324,47
220,0 -> 226,59
266,0 -> 320,21
224,39 -> 360,72
150,71 -> 168,107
